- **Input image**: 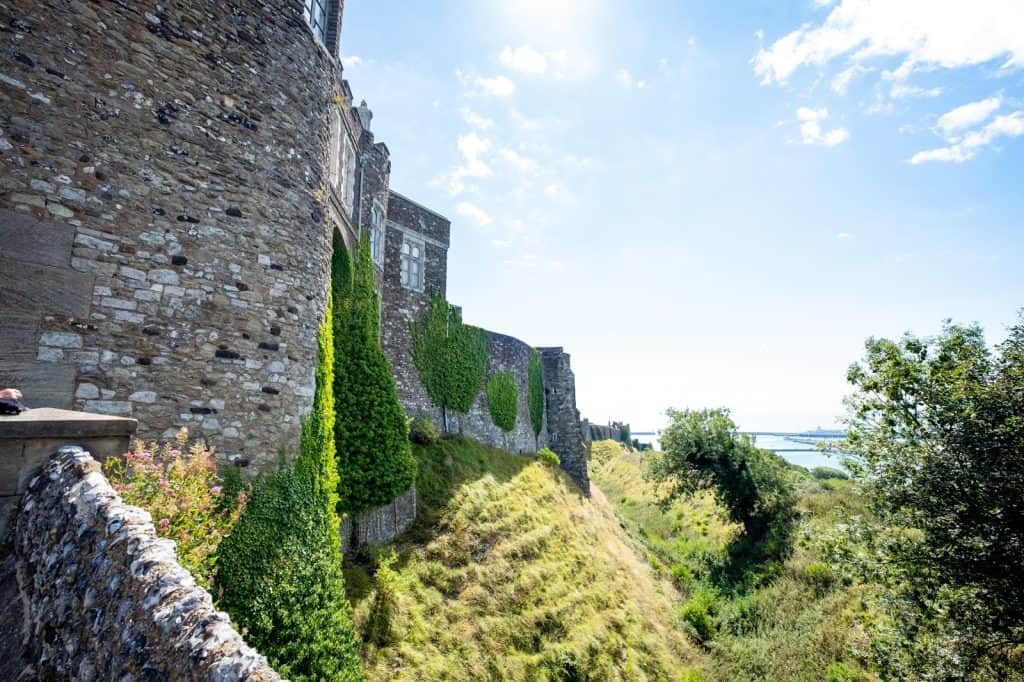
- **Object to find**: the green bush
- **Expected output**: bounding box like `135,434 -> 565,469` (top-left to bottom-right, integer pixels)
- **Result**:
409,416 -> 440,445
215,294 -> 362,681
803,561 -> 835,593
825,661 -> 863,682
486,370 -> 518,432
527,349 -> 544,442
411,294 -> 490,432
537,447 -> 560,467
333,232 -> 416,512
679,589 -> 718,643
811,466 -> 849,481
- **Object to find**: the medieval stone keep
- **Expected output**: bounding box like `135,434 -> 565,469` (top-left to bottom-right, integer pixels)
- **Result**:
0,0 -> 593,486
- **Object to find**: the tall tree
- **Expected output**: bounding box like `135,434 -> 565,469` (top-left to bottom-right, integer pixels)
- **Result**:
410,294 -> 489,432
843,316 -> 1024,678
332,232 -> 416,512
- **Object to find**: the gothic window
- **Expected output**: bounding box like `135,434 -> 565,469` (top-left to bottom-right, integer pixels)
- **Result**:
370,202 -> 386,267
343,136 -> 356,211
328,109 -> 341,188
303,0 -> 330,47
400,237 -> 425,291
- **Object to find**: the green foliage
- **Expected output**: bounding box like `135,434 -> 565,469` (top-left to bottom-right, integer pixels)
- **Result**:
364,550 -> 400,647
537,447 -> 560,467
485,370 -> 518,432
841,315 -> 1024,678
648,408 -> 795,567
410,294 -> 490,430
528,349 -> 545,440
333,232 -> 416,512
409,415 -> 440,445
351,436 -> 699,681
215,295 -> 362,682
811,466 -> 849,481
104,429 -> 247,591
680,589 -> 718,643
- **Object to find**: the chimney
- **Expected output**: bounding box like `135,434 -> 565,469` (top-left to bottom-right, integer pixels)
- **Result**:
356,100 -> 373,132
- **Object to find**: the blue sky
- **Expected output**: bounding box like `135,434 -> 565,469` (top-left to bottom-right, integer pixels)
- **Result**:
340,0 -> 1024,432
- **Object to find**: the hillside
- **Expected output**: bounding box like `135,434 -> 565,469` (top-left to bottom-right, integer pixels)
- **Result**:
590,441 -> 879,682
346,437 -> 701,681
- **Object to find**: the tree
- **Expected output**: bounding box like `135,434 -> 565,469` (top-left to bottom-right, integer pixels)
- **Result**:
332,232 -> 416,513
410,294 -> 489,432
215,294 -> 363,681
842,317 -> 1024,678
648,408 -> 794,563
486,371 -> 518,432
528,350 -> 545,449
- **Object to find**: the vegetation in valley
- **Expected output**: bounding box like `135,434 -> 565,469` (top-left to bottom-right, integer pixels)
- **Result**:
411,294 -> 491,433
592,439 -> 877,682
333,231 -> 416,512
214,293 -> 363,681
348,435 -> 701,681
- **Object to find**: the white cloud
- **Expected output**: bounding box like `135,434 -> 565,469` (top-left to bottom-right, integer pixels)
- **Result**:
341,55 -> 364,67
836,232 -> 851,239
889,83 -> 944,99
543,182 -> 572,202
754,1 -> 1024,86
476,75 -> 517,97
796,107 -> 850,147
497,147 -> 539,174
498,45 -> 568,76
936,96 -> 1002,137
460,108 -> 495,130
456,201 -> 494,226
616,68 -> 648,89
830,64 -> 871,94
910,110 -> 1024,164
435,132 -> 493,195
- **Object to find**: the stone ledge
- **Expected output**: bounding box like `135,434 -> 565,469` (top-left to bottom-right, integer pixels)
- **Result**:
0,407 -> 137,440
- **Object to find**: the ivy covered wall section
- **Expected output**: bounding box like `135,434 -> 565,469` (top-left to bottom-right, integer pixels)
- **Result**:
214,293 -> 363,682
332,232 -> 417,513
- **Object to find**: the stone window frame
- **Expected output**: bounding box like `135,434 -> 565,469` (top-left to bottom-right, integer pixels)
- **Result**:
400,235 -> 426,292
370,200 -> 386,267
328,108 -> 342,188
303,0 -> 331,49
342,135 -> 356,212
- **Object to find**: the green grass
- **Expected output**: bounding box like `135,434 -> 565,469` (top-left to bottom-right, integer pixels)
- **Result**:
590,441 -> 880,682
350,435 -> 702,681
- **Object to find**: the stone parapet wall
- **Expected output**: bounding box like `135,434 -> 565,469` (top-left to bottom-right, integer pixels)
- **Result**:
0,0 -> 346,469
9,446 -> 279,680
540,348 -> 590,495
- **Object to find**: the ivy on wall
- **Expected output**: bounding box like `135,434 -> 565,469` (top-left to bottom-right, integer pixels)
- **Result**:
487,370 -> 518,433
528,350 -> 545,446
332,231 -> 416,512
214,293 -> 363,682
411,294 -> 490,432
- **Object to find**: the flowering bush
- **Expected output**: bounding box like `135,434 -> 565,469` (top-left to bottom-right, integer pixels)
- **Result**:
104,428 -> 247,590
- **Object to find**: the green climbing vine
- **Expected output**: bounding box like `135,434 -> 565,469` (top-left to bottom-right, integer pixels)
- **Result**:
410,294 -> 490,432
214,292 -> 363,682
332,231 -> 416,513
486,371 -> 518,433
528,349 -> 544,445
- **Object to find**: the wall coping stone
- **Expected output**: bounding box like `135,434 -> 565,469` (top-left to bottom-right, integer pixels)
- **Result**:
0,407 -> 138,440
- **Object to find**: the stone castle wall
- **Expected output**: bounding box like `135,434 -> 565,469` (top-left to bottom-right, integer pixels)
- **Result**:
0,0 -> 347,470
540,348 -> 590,494
8,446 -> 279,680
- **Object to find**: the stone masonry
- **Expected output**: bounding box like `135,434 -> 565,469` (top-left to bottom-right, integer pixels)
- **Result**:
8,446 -> 280,680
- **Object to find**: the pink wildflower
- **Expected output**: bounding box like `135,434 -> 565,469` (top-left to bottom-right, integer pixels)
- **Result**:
158,518 -> 170,531
168,449 -> 181,458
210,485 -> 222,495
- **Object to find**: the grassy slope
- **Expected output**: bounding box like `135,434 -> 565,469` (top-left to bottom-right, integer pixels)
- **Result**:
590,441 -> 879,682
348,436 -> 701,682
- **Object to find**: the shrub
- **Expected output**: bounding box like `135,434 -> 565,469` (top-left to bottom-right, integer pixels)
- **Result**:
214,294 -> 363,682
811,466 -> 849,481
537,447 -> 560,467
409,416 -> 440,445
679,589 -> 718,643
802,561 -> 835,594
486,370 -> 518,432
527,349 -> 544,443
104,429 -> 246,591
333,231 -> 416,512
825,662 -> 863,682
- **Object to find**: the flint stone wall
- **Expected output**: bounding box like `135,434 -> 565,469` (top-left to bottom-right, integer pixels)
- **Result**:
11,446 -> 280,680
0,0 -> 346,470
